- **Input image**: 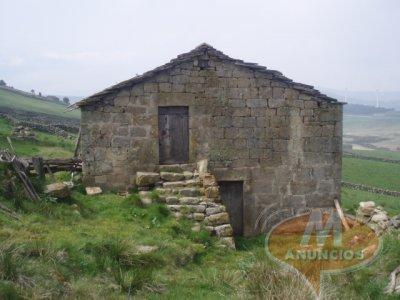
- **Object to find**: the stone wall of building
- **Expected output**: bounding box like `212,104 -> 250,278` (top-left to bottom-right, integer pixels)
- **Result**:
80,53 -> 343,235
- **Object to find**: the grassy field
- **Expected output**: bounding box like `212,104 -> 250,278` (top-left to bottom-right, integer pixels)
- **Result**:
341,187 -> 400,216
349,149 -> 400,160
0,88 -> 80,119
342,156 -> 400,191
0,117 -> 75,158
0,184 -> 399,299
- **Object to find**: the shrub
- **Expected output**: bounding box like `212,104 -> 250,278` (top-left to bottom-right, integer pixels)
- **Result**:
0,244 -> 22,281
244,261 -> 314,299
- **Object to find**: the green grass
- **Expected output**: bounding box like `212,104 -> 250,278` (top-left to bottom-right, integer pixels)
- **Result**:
0,117 -> 75,158
0,188 -> 313,299
341,187 -> 400,216
0,88 -> 80,119
342,157 -> 400,191
0,184 -> 399,299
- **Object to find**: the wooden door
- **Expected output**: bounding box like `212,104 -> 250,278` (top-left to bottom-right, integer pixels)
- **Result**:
158,106 -> 189,164
219,181 -> 244,236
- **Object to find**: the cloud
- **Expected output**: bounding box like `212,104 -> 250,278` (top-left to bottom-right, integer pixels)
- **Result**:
0,56 -> 24,66
42,50 -> 137,63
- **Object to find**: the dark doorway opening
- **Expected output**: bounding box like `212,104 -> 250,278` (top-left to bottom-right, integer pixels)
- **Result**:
158,106 -> 189,164
219,181 -> 244,236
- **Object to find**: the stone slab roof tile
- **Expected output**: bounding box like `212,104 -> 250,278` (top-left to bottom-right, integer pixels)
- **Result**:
74,43 -> 342,107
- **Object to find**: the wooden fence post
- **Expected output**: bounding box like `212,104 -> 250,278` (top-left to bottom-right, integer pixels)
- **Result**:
32,156 -> 44,179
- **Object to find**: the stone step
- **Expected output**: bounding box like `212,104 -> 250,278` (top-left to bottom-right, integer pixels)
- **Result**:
163,178 -> 201,188
160,172 -> 186,182
158,163 -> 197,173
179,197 -> 201,205
167,204 -> 206,213
177,187 -> 203,197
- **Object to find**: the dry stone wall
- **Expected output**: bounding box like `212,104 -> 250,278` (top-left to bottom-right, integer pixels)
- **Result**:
80,52 -> 343,236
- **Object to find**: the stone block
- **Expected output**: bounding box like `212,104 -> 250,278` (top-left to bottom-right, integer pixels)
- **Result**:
44,183 -> 70,199
180,197 -> 201,205
204,212 -> 230,226
206,206 -> 226,216
268,98 -> 285,108
291,180 -> 317,195
214,224 -> 233,237
166,196 -> 179,204
136,172 -> 160,187
246,99 -> 267,108
160,172 -> 185,182
144,83 -> 158,93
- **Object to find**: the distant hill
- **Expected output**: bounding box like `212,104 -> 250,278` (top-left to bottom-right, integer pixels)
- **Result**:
0,88 -> 80,119
344,103 -> 394,115
319,87 -> 400,111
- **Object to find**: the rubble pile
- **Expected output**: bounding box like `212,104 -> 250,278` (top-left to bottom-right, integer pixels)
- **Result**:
356,201 -> 400,235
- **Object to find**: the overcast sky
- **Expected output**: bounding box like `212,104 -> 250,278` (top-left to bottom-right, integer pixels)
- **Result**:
0,0 -> 399,96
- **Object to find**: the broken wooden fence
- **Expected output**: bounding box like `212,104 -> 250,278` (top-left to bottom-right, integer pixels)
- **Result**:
29,157 -> 82,177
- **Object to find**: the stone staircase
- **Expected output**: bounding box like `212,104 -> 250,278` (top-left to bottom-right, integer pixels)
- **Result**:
135,162 -> 235,249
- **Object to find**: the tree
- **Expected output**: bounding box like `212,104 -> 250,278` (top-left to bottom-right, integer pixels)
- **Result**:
0,79 -> 6,86
38,92 -> 42,97
63,97 -> 70,105
31,89 -> 35,94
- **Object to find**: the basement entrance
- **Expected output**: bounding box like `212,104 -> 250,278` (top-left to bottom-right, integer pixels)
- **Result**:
158,106 -> 189,164
219,181 -> 244,236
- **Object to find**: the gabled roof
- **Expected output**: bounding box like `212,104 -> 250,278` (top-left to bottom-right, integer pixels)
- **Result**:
74,43 -> 340,107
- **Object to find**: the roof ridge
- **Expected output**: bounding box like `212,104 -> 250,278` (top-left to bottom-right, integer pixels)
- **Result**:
74,44 -> 340,107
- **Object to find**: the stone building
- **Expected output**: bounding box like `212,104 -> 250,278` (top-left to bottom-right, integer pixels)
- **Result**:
75,43 -> 344,236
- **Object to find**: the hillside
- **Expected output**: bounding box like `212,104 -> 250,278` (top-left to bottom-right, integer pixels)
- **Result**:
0,117 -> 75,158
0,88 -> 80,119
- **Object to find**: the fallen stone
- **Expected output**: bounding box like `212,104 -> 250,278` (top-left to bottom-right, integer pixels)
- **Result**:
359,201 -> 376,215
85,186 -> 102,196
389,215 -> 400,229
140,197 -> 152,206
45,183 -> 70,199
371,212 -> 389,222
160,172 -> 185,182
135,245 -> 159,254
136,172 -> 160,187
